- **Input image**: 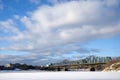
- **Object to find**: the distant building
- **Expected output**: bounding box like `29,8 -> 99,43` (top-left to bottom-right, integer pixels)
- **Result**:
5,63 -> 12,68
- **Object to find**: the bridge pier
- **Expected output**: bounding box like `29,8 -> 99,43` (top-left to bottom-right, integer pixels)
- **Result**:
90,67 -> 95,71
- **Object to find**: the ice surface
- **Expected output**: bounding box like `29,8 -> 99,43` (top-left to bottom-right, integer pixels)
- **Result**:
0,72 -> 120,80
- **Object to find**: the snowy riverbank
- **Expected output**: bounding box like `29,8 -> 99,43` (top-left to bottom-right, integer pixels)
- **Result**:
103,61 -> 120,72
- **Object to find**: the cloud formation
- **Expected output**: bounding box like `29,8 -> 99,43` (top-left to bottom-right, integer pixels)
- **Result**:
0,0 -> 120,65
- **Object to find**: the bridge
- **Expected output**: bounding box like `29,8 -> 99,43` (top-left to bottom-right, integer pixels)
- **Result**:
49,62 -> 106,71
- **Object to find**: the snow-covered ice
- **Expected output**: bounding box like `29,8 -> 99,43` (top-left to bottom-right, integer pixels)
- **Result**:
0,72 -> 120,80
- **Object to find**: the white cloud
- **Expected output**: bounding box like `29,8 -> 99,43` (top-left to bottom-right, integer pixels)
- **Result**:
0,0 -> 120,65
24,0 -> 120,48
0,19 -> 19,34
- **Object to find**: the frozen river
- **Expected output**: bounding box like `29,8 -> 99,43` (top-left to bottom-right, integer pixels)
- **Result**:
0,72 -> 120,80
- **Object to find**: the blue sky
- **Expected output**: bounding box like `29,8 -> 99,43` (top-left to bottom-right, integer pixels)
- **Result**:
0,0 -> 120,65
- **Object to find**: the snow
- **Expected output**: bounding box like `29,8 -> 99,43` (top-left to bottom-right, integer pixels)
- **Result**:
103,62 -> 120,72
0,72 -> 120,80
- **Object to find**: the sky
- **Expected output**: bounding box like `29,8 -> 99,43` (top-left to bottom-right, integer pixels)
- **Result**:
0,0 -> 120,65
